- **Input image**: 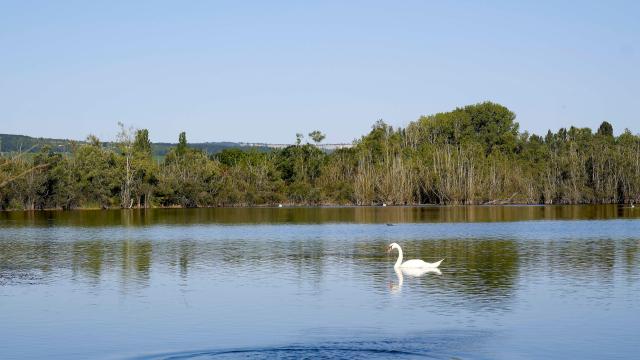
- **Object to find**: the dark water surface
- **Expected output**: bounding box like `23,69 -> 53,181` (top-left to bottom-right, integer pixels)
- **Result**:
1,206 -> 639,359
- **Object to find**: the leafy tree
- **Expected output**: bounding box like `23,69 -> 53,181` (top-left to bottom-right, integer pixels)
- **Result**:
134,129 -> 152,156
308,130 -> 326,144
116,123 -> 135,208
176,131 -> 188,156
73,136 -> 118,208
597,121 -> 613,138
3,102 -> 640,209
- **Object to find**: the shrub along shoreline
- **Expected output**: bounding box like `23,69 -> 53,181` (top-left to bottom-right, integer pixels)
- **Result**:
2,102 -> 639,211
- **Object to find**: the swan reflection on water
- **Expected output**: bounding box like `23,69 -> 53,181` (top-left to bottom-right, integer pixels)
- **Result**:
390,267 -> 442,294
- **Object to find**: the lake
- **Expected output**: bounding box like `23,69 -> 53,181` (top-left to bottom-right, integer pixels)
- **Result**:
1,206 -> 639,359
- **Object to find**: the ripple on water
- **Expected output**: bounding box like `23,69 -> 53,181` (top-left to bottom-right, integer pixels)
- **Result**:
0,268 -> 44,286
131,332 -> 493,360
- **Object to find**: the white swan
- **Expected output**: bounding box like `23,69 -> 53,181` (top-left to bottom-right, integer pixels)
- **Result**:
387,242 -> 443,269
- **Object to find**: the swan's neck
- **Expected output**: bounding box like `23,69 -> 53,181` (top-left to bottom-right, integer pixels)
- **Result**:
394,247 -> 403,268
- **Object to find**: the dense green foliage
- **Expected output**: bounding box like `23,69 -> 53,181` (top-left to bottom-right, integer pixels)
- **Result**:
2,102 -> 639,210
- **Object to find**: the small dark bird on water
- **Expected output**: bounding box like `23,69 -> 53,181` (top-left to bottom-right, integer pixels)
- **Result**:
386,223 -> 395,226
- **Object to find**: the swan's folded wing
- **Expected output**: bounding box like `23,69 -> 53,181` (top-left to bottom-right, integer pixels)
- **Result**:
400,259 -> 429,268
401,259 -> 443,268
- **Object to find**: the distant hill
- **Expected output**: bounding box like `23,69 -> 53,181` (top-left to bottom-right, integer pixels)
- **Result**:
0,134 -> 74,153
151,141 -> 271,156
0,134 -> 271,156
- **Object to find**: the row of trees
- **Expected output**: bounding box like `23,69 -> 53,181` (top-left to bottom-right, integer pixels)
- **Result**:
2,102 -> 639,210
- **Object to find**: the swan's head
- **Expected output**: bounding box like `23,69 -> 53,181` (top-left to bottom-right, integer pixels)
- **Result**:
387,242 -> 400,253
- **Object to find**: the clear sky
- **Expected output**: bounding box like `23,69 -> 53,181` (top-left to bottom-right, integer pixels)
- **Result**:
1,0 -> 638,143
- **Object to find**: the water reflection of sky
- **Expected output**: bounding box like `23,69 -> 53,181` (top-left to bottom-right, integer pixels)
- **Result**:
0,217 -> 639,359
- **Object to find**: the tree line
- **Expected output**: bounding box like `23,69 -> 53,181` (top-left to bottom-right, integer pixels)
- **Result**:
1,102 -> 639,210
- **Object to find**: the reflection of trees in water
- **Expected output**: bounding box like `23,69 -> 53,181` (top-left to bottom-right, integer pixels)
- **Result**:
31,240 -> 55,274
0,239 -> 153,289
202,238 -> 328,288
179,241 -> 196,279
357,239 -> 520,310
291,240 -> 326,289
68,240 -> 154,288
72,241 -> 105,282
539,239 -> 640,284
2,205 -> 639,227
161,240 -> 199,279
625,241 -> 639,279
120,240 -> 152,290
1,234 -> 638,299
437,239 -> 520,307
0,241 -> 50,285
357,236 -> 639,311
154,238 -> 328,289
550,240 -> 615,275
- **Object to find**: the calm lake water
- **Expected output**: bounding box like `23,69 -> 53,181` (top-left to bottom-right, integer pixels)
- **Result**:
1,206 -> 639,359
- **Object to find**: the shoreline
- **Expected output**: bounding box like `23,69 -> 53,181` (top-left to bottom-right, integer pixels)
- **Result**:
0,202 -> 632,213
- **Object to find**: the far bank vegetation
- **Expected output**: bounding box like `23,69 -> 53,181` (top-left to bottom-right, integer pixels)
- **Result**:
2,102 -> 639,210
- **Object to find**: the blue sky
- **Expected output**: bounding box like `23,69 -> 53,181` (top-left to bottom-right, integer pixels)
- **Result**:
1,0 -> 638,143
